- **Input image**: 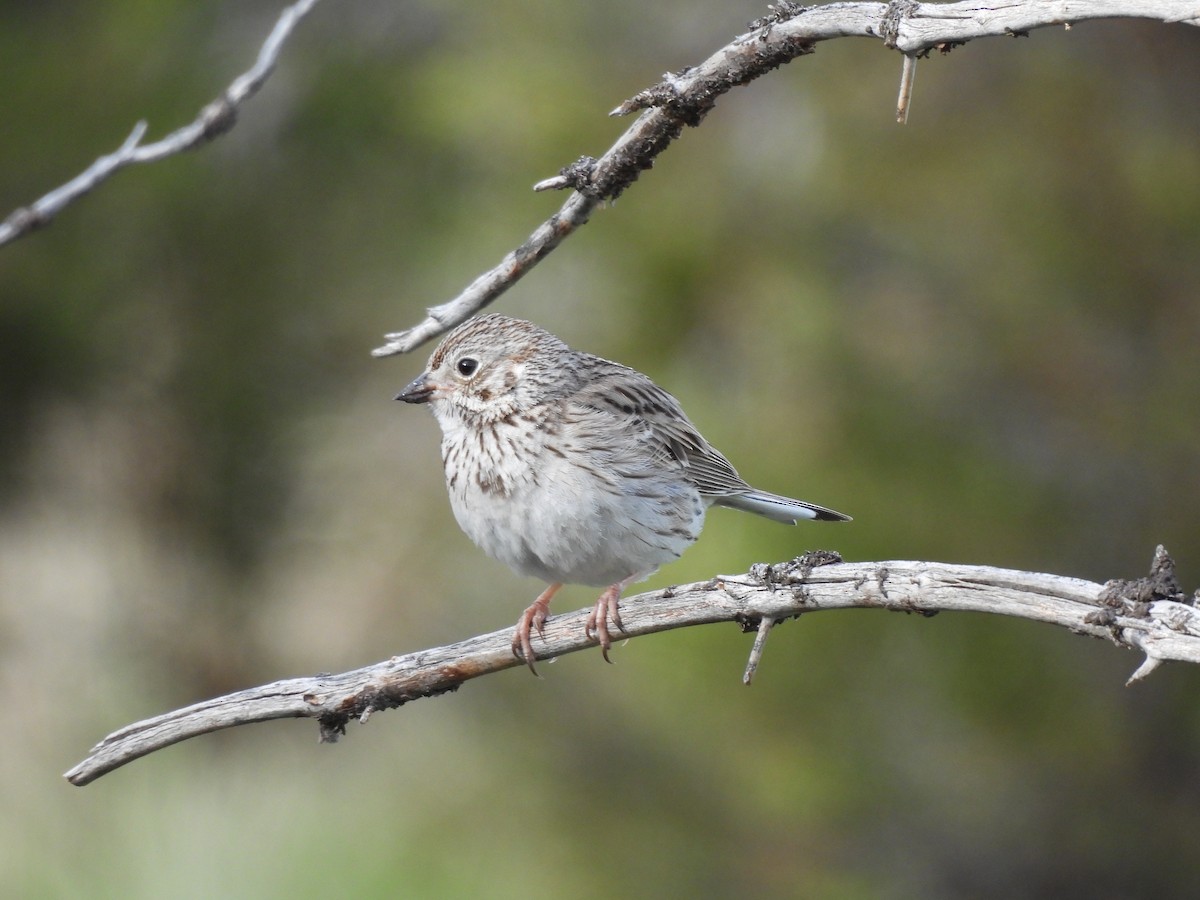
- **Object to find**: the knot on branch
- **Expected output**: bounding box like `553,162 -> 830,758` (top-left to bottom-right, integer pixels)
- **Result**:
610,72 -> 710,124
916,40 -> 967,59
880,0 -> 920,49
751,549 -> 845,589
611,31 -> 814,124
1098,545 -> 1188,618
748,2 -> 809,37
533,156 -> 600,195
199,95 -> 238,142
1083,545 -> 1194,637
2,206 -> 47,239
315,671 -> 465,743
318,713 -> 349,743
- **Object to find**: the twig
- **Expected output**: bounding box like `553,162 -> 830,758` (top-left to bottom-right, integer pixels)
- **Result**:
370,190 -> 601,357
0,0 -> 321,248
896,54 -> 918,123
66,548 -> 1199,786
742,616 -> 776,685
371,0 -> 1200,356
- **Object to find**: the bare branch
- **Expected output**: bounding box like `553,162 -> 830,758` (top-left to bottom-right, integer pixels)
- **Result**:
372,0 -> 1200,356
371,190 -> 601,357
66,548 -> 1199,787
0,0 -> 321,249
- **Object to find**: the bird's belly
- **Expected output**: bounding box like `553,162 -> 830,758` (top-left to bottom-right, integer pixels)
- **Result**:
444,441 -> 705,587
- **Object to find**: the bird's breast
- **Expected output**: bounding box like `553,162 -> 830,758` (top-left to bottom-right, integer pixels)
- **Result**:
440,411 -> 545,501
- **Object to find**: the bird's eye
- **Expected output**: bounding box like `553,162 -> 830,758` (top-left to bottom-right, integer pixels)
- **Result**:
456,357 -> 479,378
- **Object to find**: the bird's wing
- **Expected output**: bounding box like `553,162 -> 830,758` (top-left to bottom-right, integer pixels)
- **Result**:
563,358 -> 753,497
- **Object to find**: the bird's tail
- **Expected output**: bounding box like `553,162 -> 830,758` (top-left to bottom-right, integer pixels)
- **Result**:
717,490 -> 851,525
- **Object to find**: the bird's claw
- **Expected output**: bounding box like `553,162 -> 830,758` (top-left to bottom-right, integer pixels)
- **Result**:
512,584 -> 561,676
586,586 -> 625,663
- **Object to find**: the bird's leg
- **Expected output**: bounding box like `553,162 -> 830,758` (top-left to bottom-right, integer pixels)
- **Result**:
586,575 -> 635,663
512,582 -> 562,675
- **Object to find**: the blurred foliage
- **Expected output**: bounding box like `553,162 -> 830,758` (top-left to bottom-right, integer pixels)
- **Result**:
2,1 -> 1200,897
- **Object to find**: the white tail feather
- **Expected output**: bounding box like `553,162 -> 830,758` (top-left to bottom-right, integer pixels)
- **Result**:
716,490 -> 851,524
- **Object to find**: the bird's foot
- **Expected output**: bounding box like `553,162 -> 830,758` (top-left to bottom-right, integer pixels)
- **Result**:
512,583 -> 562,675
585,583 -> 626,663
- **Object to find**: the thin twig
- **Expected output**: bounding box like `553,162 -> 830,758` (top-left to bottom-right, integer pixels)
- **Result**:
66,549 -> 1198,786
370,190 -> 601,357
742,615 -> 776,685
0,0 -> 321,248
896,53 -> 918,123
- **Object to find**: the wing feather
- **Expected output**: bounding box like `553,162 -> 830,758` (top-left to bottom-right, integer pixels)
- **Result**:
563,358 -> 753,497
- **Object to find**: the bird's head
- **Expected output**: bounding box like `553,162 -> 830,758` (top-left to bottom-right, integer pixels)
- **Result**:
396,314 -> 571,424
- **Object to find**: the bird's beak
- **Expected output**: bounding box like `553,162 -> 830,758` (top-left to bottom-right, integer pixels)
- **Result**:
395,373 -> 434,404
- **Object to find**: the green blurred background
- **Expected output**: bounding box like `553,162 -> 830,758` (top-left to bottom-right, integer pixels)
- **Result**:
3,1 -> 1199,896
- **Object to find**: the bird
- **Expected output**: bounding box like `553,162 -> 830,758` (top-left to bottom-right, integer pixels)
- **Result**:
396,313 -> 850,673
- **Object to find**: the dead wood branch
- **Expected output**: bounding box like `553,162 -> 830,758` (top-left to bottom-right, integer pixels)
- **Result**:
66,547 -> 1199,787
0,0 -> 320,248
372,0 -> 1200,356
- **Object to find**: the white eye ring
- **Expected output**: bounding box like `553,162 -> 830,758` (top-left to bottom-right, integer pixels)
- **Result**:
456,357 -> 479,378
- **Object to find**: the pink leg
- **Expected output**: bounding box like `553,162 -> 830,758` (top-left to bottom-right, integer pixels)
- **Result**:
585,575 -> 636,663
512,583 -> 562,675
